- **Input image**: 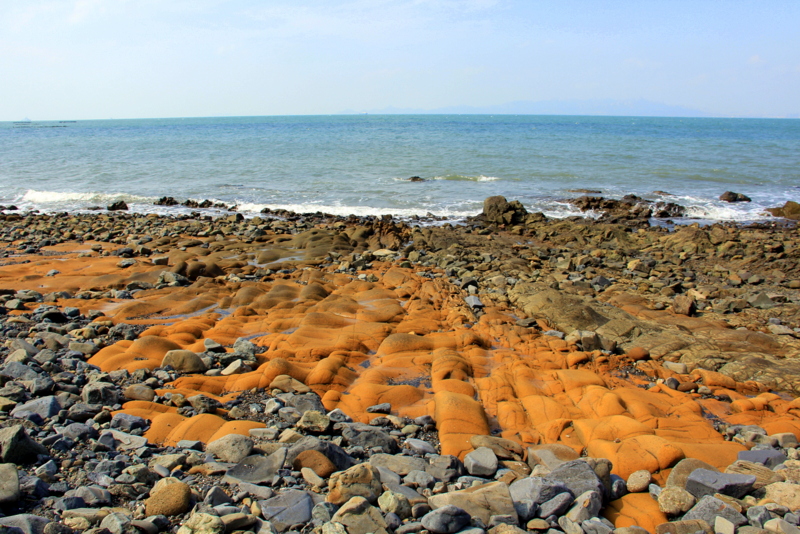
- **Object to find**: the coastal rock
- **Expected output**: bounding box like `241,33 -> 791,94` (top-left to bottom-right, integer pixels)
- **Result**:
327,463 -> 383,505
482,196 -> 528,225
719,191 -> 751,202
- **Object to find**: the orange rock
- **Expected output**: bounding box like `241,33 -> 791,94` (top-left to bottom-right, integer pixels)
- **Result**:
587,435 -> 684,479
293,450 -> 337,478
604,493 -> 668,532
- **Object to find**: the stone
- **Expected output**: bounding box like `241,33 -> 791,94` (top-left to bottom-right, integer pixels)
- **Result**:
764,482 -> 800,510
162,350 -> 208,373
685,468 -> 755,499
626,470 -> 651,493
259,490 -> 314,532
285,436 -> 353,472
666,458 -> 719,489
545,460 -> 604,500
207,434 -> 253,463
465,446 -> 499,477
527,444 -> 580,471
682,496 -> 747,527
176,513 -> 225,534
10,396 -> 61,420
405,438 -> 437,455
428,481 -> 517,525
657,486 -> 695,516
725,460 -> 782,489
327,463 -> 383,505
509,477 -> 571,521
421,505 -> 472,534
763,518 -> 800,534
145,480 -> 192,516
0,514 -> 51,534
739,450 -> 787,469
331,496 -> 389,534
0,464 -> 20,504
672,295 -> 696,316
0,426 -> 48,464
81,381 -> 118,406
301,467 -> 326,488
655,519 -> 713,534
224,449 -> 286,486
100,512 -> 131,534
297,410 -> 330,433
538,492 -> 574,518
565,490 -> 602,523
292,450 -> 337,478
109,413 -> 147,433
370,453 -> 427,475
379,490 -> 412,519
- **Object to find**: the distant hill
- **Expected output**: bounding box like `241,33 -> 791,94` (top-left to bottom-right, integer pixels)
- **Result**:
341,99 -> 712,118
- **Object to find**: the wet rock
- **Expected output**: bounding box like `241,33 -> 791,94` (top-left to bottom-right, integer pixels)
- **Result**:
719,192 -> 751,202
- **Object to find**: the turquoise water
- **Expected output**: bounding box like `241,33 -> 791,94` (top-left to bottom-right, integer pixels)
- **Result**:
1,115 -> 799,221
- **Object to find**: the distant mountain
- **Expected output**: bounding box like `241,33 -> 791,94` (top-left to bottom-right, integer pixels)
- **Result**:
341,99 -> 712,118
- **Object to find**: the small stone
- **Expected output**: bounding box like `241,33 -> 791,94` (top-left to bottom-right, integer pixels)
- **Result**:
297,410 -> 331,433
626,470 -> 651,493
764,518 -> 800,534
658,486 -> 695,516
292,449 -> 337,478
176,513 -> 225,534
0,463 -> 20,503
685,468 -> 755,499
327,463 -> 383,505
145,480 -> 192,516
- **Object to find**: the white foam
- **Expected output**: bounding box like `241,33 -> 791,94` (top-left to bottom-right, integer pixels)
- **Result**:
429,175 -> 501,182
21,190 -> 155,205
236,202 -> 477,219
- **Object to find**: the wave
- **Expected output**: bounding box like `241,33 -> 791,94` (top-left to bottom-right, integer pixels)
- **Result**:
20,190 -> 156,205
430,174 -> 501,182
235,202 -> 478,219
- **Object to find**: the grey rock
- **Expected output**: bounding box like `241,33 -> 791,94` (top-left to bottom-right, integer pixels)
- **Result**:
545,460 -> 603,501
683,496 -> 747,527
1,362 -> 41,381
369,453 -> 427,476
747,505 -> 772,529
60,423 -> 98,441
10,396 -> 61,420
464,447 -> 498,478
341,425 -> 398,453
99,429 -> 147,451
404,470 -> 435,489
685,468 -> 755,500
81,382 -> 118,406
110,413 -> 148,433
405,438 -> 437,455
187,394 -> 221,414
537,492 -> 574,518
258,489 -> 314,532
565,490 -> 602,523
0,426 -> 48,464
0,514 -> 51,534
421,505 -> 472,534
72,486 -> 111,506
285,436 -> 353,472
225,449 -> 286,486
426,455 -> 464,483
0,464 -> 20,504
366,403 -> 391,413
207,434 -> 253,464
738,449 -> 788,469
99,512 -> 131,534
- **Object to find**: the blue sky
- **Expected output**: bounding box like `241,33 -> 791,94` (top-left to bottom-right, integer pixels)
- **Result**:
1,0 -> 798,120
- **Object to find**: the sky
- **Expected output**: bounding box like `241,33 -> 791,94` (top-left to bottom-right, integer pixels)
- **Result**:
1,0 -> 799,120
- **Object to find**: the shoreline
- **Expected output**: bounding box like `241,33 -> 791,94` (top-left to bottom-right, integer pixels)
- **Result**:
1,197 -> 800,533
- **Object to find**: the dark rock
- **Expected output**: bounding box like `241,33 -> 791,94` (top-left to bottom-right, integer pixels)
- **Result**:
0,426 -> 48,464
738,449 -> 787,469
482,196 -> 528,226
719,192 -> 751,203
682,496 -> 747,527
258,489 -> 314,532
545,460 -> 604,502
107,201 -> 128,211
11,396 -> 61,420
224,449 -> 286,486
421,505 -> 472,534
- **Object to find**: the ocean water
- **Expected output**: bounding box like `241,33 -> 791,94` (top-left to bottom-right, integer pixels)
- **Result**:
1,115 -> 799,222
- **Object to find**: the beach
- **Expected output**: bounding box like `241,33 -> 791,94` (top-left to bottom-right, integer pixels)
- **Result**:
1,196 -> 800,533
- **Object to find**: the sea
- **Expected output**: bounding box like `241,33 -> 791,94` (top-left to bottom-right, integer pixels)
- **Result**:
1,115 -> 798,223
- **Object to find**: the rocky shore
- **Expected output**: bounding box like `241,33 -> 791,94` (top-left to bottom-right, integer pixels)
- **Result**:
0,196 -> 799,534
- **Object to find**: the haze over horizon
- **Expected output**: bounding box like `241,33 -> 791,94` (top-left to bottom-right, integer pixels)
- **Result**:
2,0 -> 799,121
